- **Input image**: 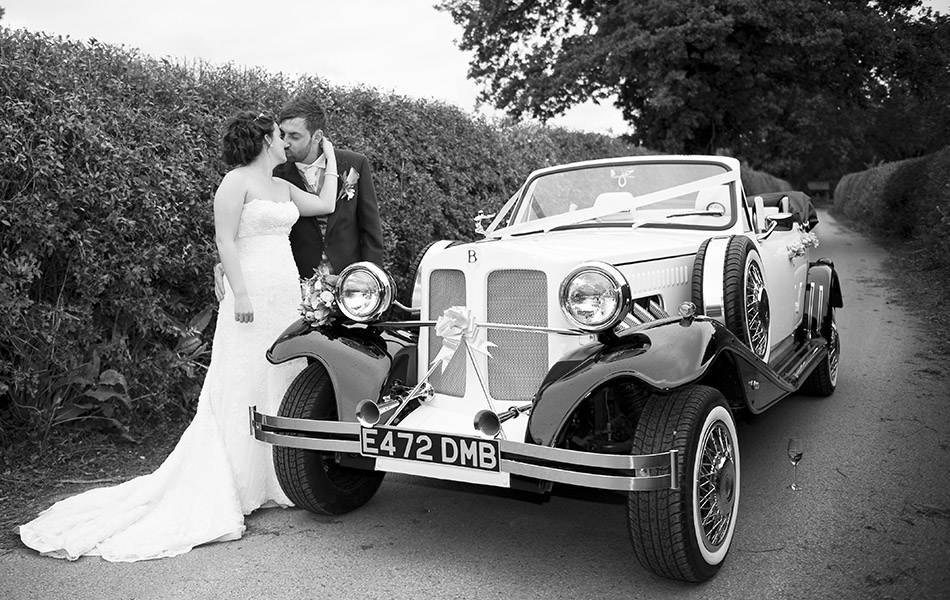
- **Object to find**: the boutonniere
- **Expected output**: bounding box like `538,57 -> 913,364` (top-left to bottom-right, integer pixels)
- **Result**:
337,167 -> 359,202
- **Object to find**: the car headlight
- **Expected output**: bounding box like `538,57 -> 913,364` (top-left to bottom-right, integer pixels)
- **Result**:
559,261 -> 631,332
336,262 -> 395,322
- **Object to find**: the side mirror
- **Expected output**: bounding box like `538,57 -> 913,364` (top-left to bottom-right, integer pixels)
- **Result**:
765,212 -> 796,231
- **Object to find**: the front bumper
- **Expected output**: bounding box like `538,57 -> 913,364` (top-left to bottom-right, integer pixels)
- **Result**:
251,408 -> 678,492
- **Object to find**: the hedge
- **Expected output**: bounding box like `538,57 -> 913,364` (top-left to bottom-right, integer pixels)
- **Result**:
0,28 -> 792,439
833,147 -> 950,267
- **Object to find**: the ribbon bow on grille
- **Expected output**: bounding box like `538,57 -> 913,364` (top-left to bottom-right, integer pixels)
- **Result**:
431,306 -> 496,373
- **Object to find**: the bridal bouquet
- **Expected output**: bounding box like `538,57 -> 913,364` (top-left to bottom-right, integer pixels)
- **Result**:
299,273 -> 339,327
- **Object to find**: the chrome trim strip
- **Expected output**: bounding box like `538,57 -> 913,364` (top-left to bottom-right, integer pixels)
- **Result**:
497,439 -> 672,470
702,237 -> 729,320
380,320 -> 583,336
253,411 -> 361,435
251,409 -> 679,491
805,282 -> 815,336
501,460 -> 672,491
255,430 -> 360,454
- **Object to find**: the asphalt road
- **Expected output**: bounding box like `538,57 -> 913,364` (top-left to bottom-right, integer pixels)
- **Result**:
2,211 -> 949,600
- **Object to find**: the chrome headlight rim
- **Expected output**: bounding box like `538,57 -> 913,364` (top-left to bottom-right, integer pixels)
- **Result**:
558,261 -> 632,332
335,261 -> 395,323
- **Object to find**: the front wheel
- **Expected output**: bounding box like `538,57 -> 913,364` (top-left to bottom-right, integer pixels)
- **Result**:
273,362 -> 384,514
628,385 -> 740,582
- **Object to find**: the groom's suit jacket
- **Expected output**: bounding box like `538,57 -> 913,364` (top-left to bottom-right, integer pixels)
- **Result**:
274,148 -> 384,278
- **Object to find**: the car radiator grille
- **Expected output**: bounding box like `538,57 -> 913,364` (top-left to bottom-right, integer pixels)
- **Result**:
427,269 -> 467,397
428,269 -> 549,401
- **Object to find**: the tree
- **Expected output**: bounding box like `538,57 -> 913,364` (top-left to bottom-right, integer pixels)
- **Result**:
864,8 -> 950,162
439,0 -> 949,181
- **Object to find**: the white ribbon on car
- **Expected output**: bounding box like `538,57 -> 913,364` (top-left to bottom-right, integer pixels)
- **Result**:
431,306 -> 496,373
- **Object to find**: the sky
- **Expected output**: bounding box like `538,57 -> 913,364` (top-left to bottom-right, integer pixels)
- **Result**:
3,0 -> 948,136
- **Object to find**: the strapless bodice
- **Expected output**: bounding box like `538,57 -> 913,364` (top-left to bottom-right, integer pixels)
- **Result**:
237,199 -> 299,239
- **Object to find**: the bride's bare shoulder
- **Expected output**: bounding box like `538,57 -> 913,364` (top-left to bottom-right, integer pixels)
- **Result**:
271,176 -> 295,200
222,166 -> 253,183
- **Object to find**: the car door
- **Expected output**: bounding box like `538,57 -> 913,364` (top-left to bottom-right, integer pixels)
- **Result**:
756,224 -> 809,345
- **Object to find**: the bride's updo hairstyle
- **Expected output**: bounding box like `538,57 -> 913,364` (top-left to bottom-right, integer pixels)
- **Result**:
222,111 -> 275,167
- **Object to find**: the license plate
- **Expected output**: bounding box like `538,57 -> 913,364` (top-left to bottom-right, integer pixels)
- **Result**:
360,426 -> 500,472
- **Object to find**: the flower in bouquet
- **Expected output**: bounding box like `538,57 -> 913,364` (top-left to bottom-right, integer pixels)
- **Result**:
299,273 -> 340,327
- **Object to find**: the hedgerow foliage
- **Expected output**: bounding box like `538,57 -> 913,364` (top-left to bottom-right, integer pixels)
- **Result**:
834,146 -> 950,269
0,29 -> 658,439
0,28 -> 795,440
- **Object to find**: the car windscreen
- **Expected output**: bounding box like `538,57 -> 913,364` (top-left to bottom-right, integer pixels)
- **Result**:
512,162 -> 735,230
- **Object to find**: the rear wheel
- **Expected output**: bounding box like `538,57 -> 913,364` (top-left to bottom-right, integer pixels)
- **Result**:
274,362 -> 384,514
800,309 -> 839,396
628,385 -> 739,582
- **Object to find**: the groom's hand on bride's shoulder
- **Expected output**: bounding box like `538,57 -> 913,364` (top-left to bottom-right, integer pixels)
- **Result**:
214,263 -> 226,302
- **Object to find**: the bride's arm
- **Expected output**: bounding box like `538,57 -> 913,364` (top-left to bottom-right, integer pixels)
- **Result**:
284,138 -> 339,216
214,171 -> 254,323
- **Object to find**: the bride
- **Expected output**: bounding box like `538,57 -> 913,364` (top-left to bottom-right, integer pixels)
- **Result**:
18,111 -> 338,561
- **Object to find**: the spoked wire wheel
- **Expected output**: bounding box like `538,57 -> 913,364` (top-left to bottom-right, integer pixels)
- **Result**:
695,413 -> 738,555
628,385 -> 740,582
742,257 -> 769,358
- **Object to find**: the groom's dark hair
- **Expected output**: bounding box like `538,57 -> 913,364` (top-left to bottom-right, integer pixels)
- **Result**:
278,97 -> 328,135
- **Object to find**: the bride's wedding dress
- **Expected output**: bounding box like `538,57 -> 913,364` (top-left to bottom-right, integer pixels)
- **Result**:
19,199 -> 306,561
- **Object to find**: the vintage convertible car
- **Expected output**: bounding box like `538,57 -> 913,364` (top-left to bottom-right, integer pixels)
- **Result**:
250,155 -> 842,582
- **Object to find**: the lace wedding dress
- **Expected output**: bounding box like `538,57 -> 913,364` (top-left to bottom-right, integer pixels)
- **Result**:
19,199 -> 306,561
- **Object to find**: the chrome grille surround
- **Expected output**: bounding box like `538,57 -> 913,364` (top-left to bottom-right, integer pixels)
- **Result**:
426,268 -> 550,402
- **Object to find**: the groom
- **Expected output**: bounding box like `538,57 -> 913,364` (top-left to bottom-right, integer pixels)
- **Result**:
275,97 -> 384,278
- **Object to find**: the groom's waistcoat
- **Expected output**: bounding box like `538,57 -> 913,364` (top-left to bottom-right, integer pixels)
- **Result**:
274,148 -> 384,278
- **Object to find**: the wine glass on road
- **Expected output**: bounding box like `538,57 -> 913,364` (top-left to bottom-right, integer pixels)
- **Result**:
787,437 -> 803,490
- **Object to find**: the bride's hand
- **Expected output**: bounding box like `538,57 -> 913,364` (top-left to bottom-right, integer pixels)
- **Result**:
321,137 -> 334,155
234,294 -> 254,323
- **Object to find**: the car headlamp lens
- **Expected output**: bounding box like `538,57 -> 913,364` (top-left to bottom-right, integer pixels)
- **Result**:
336,262 -> 395,322
559,262 -> 631,332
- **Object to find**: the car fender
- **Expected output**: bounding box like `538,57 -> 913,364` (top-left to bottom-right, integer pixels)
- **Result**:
267,320 -> 417,421
804,259 -> 843,336
527,318 -> 740,446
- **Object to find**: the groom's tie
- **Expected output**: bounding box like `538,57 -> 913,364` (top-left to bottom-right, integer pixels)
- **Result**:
295,161 -> 323,191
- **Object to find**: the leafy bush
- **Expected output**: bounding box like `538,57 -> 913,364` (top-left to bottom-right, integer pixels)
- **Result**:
1,28 -> 801,441
0,30 -> 648,439
833,146 -> 950,268
0,31 -> 299,436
